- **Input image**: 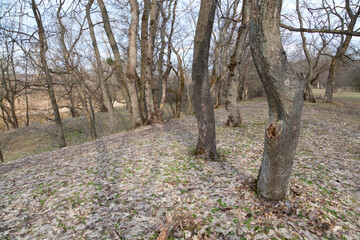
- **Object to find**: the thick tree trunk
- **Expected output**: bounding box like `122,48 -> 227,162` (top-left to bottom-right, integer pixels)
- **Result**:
225,0 -> 251,127
97,0 -> 143,128
86,0 -> 115,132
249,0 -> 305,200
324,58 -> 340,103
127,0 -> 144,127
31,0 -> 66,148
192,0 -> 219,161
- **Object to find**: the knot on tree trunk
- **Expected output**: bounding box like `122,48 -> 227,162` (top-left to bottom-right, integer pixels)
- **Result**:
266,121 -> 282,139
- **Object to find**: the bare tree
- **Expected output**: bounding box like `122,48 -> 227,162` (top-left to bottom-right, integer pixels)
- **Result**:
225,0 -> 251,127
156,0 -> 177,121
97,0 -> 143,128
323,0 -> 360,103
86,0 -> 115,132
250,0 -> 305,200
143,0 -> 158,123
31,0 -> 66,148
192,0 -> 219,161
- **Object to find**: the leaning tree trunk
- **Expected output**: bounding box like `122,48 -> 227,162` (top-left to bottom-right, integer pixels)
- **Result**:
324,0 -> 359,103
249,0 -> 305,200
192,0 -> 219,161
31,0 -> 66,148
86,0 -> 115,132
97,0 -> 143,128
225,0 -> 251,127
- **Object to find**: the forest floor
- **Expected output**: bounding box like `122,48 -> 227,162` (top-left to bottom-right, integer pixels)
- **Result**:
0,95 -> 359,240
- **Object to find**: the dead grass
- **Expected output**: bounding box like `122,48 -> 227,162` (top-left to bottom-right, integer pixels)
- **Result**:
0,103 -> 189,163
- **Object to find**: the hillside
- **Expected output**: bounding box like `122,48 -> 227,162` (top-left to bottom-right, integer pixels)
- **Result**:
0,98 -> 359,239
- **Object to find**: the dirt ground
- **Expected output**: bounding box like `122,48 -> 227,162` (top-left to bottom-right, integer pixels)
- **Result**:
0,97 -> 359,239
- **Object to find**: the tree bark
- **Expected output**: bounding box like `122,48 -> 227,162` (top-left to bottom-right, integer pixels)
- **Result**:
192,0 -> 219,161
296,0 -> 316,103
156,1 -> 177,121
88,97 -> 97,140
140,0 -> 150,115
126,0 -> 144,127
57,1 -> 97,140
249,0 -> 305,200
31,0 -> 66,148
225,0 -> 251,127
97,0 -> 143,127
324,0 -> 359,103
0,149 -> 4,163
86,0 -> 115,132
144,0 -> 158,122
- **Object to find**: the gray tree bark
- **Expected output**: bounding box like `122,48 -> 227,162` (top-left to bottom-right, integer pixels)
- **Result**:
97,0 -> 143,128
31,0 -> 66,148
126,0 -> 144,127
140,0 -> 150,115
225,0 -> 251,127
192,0 -> 219,161
296,0 -> 316,103
144,0 -> 158,123
0,149 -> 4,163
86,0 -> 115,132
324,0 -> 359,103
249,0 -> 305,200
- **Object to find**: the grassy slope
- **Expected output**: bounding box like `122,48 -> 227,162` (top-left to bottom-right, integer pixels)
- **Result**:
0,104 -> 178,162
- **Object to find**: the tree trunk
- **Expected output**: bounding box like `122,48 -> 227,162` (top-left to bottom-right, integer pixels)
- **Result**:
0,149 -> 4,163
31,0 -> 66,148
9,100 -> 19,128
156,1 -> 177,121
88,97 -> 97,140
1,106 -> 10,130
225,0 -> 251,127
24,58 -> 30,126
173,48 -> 185,118
157,1 -> 167,107
68,91 -> 79,117
144,0 -> 158,122
86,0 -> 115,132
126,0 -> 144,127
304,81 -> 316,103
296,0 -> 316,104
249,0 -> 305,200
97,0 -> 143,128
324,0 -> 359,103
140,0 -> 150,115
192,0 -> 219,161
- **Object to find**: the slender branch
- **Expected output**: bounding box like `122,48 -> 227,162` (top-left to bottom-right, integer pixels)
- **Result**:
280,23 -> 360,36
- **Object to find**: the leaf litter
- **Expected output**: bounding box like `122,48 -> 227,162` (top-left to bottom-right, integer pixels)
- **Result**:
0,99 -> 359,239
